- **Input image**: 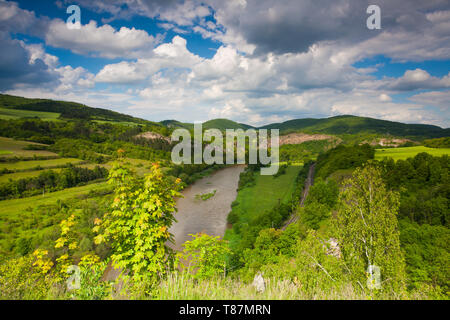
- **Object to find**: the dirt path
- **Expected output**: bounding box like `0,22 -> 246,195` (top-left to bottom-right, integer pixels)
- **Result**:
168,165 -> 245,251
281,162 -> 316,230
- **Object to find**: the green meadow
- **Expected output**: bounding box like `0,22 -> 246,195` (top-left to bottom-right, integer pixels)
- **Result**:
0,137 -> 58,158
375,146 -> 450,161
0,108 -> 60,121
0,158 -> 84,172
0,181 -> 110,217
229,164 -> 302,225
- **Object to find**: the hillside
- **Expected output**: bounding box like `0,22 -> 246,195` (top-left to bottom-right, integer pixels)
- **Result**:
0,94 -> 160,126
203,119 -> 254,131
160,120 -> 194,130
260,115 -> 449,139
2,94 -> 448,141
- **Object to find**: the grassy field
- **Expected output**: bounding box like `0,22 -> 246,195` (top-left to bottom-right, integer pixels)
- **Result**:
0,108 -> 60,121
0,181 -> 110,217
0,158 -> 84,171
229,165 -> 302,225
0,158 -> 154,183
375,146 -> 450,161
0,137 -> 58,158
0,170 -> 61,183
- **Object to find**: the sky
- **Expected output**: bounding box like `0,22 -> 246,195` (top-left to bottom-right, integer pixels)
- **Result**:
0,0 -> 449,127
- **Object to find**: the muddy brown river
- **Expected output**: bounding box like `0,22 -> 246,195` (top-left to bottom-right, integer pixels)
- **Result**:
168,165 -> 245,251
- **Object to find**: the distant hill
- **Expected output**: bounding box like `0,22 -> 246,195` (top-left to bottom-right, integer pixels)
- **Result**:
0,94 -> 160,126
203,119 -> 254,131
161,118 -> 253,131
160,120 -> 194,130
1,94 -> 448,139
260,115 -> 449,139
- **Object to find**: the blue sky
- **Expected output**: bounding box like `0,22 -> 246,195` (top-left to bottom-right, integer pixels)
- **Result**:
0,0 -> 449,127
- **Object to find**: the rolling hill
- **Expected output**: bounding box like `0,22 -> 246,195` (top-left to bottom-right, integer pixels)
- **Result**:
202,119 -> 254,131
161,119 -> 253,131
260,115 -> 449,139
1,94 -> 448,140
0,94 -> 160,126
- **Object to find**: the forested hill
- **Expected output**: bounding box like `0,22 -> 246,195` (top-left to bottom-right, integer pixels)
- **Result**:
260,115 -> 449,138
1,94 -> 449,139
0,94 -> 160,126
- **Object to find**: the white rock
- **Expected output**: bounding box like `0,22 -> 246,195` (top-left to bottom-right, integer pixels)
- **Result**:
252,272 -> 265,293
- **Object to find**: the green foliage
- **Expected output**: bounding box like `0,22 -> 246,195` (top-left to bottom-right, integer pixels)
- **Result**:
423,137 -> 450,149
0,255 -> 54,299
95,160 -> 181,280
274,163 -> 287,177
71,258 -> 110,300
300,177 -> 339,230
178,233 -> 231,279
378,153 -> 449,226
195,189 -> 217,201
399,219 -> 449,292
301,202 -> 330,230
0,165 -> 108,200
315,144 -> 375,179
335,165 -> 406,291
280,140 -> 335,163
261,115 -> 449,139
241,226 -> 303,276
226,165 -> 306,269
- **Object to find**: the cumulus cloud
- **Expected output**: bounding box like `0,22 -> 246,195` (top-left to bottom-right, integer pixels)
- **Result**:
0,0 -> 48,36
96,36 -> 203,83
387,69 -> 450,91
0,32 -> 58,90
91,32 -> 450,127
409,90 -> 450,114
64,0 -> 210,26
45,19 -> 163,59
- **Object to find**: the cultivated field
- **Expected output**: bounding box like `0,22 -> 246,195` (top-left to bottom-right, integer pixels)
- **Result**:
0,108 -> 60,121
0,137 -> 58,158
0,158 -> 84,172
375,146 -> 450,161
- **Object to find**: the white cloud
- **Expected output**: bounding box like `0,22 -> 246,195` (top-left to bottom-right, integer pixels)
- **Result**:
409,90 -> 450,114
45,19 -> 163,59
96,36 -> 203,83
387,69 -> 450,91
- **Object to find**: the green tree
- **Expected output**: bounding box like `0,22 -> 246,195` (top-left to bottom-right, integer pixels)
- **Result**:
177,233 -> 231,279
335,165 -> 406,292
94,158 -> 181,281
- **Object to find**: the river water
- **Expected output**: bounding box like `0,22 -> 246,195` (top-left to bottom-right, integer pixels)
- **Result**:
168,165 -> 245,251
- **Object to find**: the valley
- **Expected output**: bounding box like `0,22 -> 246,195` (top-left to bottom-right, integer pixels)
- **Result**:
0,94 -> 448,300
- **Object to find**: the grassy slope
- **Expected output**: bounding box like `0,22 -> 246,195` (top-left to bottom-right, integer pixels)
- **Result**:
0,137 -> 58,158
0,157 -> 154,182
0,94 -> 159,126
0,158 -> 83,171
0,107 -> 60,121
203,118 -> 254,131
0,182 -> 110,217
375,146 -> 450,161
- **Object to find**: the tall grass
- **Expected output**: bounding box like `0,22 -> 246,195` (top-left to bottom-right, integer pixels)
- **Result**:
154,273 -> 391,300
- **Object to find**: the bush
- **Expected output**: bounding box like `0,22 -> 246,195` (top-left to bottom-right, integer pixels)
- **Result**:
178,233 -> 231,279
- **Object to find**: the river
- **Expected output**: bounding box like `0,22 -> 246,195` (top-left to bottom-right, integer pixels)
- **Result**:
168,165 -> 245,251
